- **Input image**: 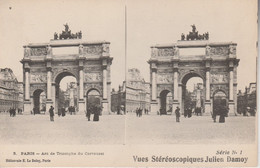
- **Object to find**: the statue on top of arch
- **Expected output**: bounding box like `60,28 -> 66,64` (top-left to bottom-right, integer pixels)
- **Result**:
180,24 -> 209,41
53,23 -> 83,40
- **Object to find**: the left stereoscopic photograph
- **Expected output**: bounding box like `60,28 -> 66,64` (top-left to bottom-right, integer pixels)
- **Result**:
0,0 -> 126,145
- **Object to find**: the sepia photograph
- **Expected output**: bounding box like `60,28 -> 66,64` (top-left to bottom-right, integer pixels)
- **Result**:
0,0 -> 257,167
125,0 -> 257,145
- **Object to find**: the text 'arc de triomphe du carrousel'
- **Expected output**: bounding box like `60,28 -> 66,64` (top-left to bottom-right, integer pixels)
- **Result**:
21,24 -> 113,115
148,25 -> 239,116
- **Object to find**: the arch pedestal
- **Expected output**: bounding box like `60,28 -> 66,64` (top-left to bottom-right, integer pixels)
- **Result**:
150,101 -> 158,115
23,101 -> 31,115
78,100 -> 85,114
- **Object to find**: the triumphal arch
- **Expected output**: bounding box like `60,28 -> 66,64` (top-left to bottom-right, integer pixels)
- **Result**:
21,24 -> 113,114
148,25 -> 239,115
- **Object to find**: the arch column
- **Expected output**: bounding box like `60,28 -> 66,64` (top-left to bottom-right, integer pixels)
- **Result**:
24,68 -> 31,114
45,47 -> 53,113
204,67 -> 211,114
51,82 -> 56,114
46,67 -> 53,114
178,84 -> 184,115
78,66 -> 85,114
78,47 -> 86,114
172,68 -> 179,114
150,67 -> 158,115
228,67 -> 235,115
102,64 -> 109,114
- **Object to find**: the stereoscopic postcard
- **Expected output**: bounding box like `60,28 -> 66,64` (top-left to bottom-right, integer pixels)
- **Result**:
0,0 -> 257,167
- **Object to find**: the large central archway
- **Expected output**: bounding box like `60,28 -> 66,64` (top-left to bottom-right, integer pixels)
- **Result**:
54,71 -> 78,114
180,72 -> 205,115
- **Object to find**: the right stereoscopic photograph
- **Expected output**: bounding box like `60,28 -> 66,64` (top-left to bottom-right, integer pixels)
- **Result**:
124,0 -> 257,145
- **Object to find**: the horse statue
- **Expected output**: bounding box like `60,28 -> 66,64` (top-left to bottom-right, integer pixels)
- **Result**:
186,31 -> 198,40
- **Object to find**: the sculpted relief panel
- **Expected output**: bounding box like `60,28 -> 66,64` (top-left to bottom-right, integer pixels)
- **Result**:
158,48 -> 174,57
157,73 -> 173,83
210,68 -> 228,83
210,47 -> 229,56
83,45 -> 102,55
85,72 -> 102,82
179,62 -> 204,67
30,48 -> 47,56
211,73 -> 228,83
84,66 -> 101,72
30,74 -> 47,83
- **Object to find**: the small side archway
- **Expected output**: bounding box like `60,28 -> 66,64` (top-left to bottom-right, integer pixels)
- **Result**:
159,89 -> 172,115
86,89 -> 101,111
32,89 -> 46,114
213,90 -> 228,114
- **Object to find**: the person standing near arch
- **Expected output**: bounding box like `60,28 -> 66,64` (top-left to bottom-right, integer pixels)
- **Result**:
175,106 -> 180,122
219,105 -> 228,123
49,106 -> 54,122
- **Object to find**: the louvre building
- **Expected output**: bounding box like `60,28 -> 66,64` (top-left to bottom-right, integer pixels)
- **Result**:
126,68 -> 150,112
0,68 -> 23,112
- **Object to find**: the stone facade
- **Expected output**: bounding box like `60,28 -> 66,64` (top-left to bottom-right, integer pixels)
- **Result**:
21,39 -> 113,115
237,83 -> 256,115
111,82 -> 126,114
126,68 -> 150,112
0,68 -> 23,112
148,40 -> 239,115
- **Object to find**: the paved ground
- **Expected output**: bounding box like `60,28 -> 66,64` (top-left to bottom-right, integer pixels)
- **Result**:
126,113 -> 256,144
0,112 -> 256,145
0,113 -> 125,145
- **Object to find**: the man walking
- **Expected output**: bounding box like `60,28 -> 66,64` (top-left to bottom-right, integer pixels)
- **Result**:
86,106 -> 92,121
49,106 -> 54,122
175,106 -> 180,122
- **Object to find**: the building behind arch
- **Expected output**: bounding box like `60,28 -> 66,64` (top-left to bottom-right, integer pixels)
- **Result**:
0,68 -> 23,112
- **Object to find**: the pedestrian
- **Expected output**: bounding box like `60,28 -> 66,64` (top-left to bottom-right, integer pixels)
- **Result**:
61,107 -> 66,117
9,107 -> 12,117
139,108 -> 143,117
68,106 -> 72,115
58,108 -> 61,117
188,107 -> 192,118
86,106 -> 91,121
212,107 -> 217,123
219,106 -> 228,123
13,108 -> 16,117
184,107 -> 188,118
49,106 -> 54,122
175,106 -> 180,122
93,105 -> 101,121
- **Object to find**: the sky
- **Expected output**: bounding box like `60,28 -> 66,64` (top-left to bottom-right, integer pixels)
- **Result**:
0,0 -> 125,90
0,0 -> 257,92
127,0 -> 257,92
